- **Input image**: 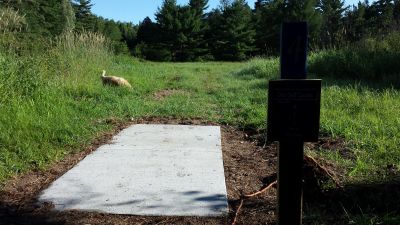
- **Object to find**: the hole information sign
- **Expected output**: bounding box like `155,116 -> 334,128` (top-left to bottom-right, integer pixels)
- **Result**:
267,79 -> 321,142
267,22 -> 322,225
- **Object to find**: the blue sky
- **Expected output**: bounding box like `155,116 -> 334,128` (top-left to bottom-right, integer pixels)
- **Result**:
91,0 -> 364,25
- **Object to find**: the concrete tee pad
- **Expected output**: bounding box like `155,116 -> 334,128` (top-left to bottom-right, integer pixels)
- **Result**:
39,124 -> 228,216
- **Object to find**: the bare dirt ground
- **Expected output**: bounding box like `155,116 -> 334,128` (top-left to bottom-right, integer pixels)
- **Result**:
1,117 -> 383,225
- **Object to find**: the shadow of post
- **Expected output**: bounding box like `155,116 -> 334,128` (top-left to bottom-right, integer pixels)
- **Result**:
303,178 -> 400,224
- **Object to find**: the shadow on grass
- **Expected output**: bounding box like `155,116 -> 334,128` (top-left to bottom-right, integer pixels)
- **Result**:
247,75 -> 399,93
312,75 -> 400,91
303,178 -> 400,225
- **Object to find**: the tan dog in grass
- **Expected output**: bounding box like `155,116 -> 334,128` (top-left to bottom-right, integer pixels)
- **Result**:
101,70 -> 132,88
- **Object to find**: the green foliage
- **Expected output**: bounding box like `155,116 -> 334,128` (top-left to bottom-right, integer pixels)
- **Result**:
2,45 -> 400,184
1,0 -> 66,36
135,17 -> 168,60
253,0 -> 284,55
73,0 -> 95,31
154,0 -> 179,60
62,0 -> 76,33
0,31 -> 112,181
309,33 -> 400,83
343,2 -> 368,42
1,36 -> 400,225
3,0 -> 400,60
0,7 -> 26,33
319,0 -> 347,48
208,0 -> 255,61
183,0 -> 209,60
365,0 -> 395,35
0,7 -> 26,50
253,0 -> 322,54
152,0 -> 210,61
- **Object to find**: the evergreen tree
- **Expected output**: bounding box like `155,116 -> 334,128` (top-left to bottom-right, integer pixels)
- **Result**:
203,9 -> 222,60
284,0 -> 322,48
319,0 -> 347,48
137,17 -> 159,44
343,2 -> 367,42
209,0 -> 255,60
155,0 -> 179,60
136,17 -> 170,60
119,22 -> 137,54
253,0 -> 285,55
73,0 -> 94,31
93,16 -> 106,33
183,0 -> 209,60
253,0 -> 321,54
366,0 -> 395,34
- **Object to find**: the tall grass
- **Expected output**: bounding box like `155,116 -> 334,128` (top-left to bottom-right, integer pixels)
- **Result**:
308,33 -> 400,87
307,34 -> 400,180
0,31 -> 113,181
0,7 -> 26,33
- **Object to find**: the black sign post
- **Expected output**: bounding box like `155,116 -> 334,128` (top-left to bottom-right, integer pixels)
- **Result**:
267,22 -> 321,225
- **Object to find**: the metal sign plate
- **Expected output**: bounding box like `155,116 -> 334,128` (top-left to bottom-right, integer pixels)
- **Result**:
267,79 -> 321,142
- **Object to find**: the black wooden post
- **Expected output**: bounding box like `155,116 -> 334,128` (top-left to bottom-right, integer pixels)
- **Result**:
278,140 -> 304,225
279,21 -> 308,225
280,22 -> 307,79
267,22 -> 321,225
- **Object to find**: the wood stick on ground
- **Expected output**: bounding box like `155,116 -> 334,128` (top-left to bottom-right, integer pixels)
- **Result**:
231,181 -> 277,225
231,156 -> 340,225
243,180 -> 277,198
230,198 -> 244,225
304,155 -> 342,188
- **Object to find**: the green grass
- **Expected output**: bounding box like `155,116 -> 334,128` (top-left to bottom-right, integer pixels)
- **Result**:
0,47 -> 274,182
1,32 -> 399,223
2,45 -> 399,182
320,83 -> 400,179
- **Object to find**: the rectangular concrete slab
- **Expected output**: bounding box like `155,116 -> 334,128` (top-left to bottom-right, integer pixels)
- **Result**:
39,124 -> 228,216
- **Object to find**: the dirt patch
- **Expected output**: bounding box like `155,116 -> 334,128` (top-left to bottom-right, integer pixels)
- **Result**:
153,89 -> 188,101
306,136 -> 356,161
0,117 -> 348,225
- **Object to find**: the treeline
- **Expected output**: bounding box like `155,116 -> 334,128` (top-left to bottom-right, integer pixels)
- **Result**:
140,0 -> 400,61
0,0 -> 136,54
1,0 -> 400,61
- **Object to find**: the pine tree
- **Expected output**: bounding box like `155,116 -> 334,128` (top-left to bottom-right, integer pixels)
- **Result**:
183,0 -> 209,60
119,22 -> 137,54
366,0 -> 395,34
155,0 -> 179,60
253,0 -> 285,55
284,0 -> 322,48
136,16 -> 170,61
209,0 -> 255,60
319,0 -> 347,48
137,17 -> 159,44
73,0 -> 94,31
343,2 -> 367,42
